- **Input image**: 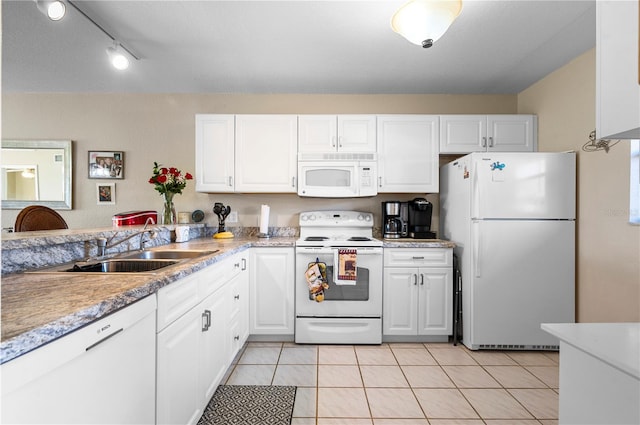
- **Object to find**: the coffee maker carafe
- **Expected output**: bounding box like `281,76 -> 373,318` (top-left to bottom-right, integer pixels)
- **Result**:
382,201 -> 408,239
408,197 -> 436,239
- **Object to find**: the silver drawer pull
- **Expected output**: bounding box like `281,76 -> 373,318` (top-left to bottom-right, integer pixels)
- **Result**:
412,256 -> 425,260
234,294 -> 240,300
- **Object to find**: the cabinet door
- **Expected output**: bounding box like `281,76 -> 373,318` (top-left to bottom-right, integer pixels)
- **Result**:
157,306 -> 203,425
596,0 -> 640,139
249,247 -> 295,335
417,267 -> 453,335
195,114 -> 235,192
337,115 -> 377,152
439,115 -> 486,154
298,115 -> 338,153
377,115 -> 439,193
488,115 -> 537,152
382,267 -> 418,335
235,115 -> 298,192
200,287 -> 230,404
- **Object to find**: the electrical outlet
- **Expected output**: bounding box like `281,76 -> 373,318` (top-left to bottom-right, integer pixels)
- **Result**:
227,211 -> 238,223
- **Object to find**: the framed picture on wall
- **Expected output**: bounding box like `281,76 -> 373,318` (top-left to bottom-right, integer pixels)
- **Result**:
88,151 -> 124,179
96,183 -> 115,205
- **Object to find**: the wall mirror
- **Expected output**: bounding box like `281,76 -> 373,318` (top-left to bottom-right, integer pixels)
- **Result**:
1,140 -> 73,210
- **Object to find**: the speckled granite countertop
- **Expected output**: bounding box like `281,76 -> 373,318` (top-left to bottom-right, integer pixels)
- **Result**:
382,238 -> 456,248
1,234 -> 453,364
1,236 -> 296,364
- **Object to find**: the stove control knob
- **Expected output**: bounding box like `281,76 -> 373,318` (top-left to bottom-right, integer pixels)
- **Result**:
309,214 -> 316,221
364,215 -> 372,221
357,214 -> 364,221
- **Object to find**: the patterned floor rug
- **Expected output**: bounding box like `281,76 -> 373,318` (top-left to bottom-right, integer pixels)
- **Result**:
197,385 -> 297,425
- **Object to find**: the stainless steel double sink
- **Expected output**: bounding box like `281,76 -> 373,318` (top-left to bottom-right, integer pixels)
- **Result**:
28,249 -> 219,274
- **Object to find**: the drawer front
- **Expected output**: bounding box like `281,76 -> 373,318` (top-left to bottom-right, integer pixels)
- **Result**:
384,248 -> 452,268
156,271 -> 200,332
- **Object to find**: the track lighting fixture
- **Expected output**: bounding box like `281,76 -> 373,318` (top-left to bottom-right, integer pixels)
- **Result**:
106,42 -> 130,70
38,0 -> 139,71
35,0 -> 66,21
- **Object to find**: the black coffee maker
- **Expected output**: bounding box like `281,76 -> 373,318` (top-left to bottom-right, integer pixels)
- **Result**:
408,197 -> 436,239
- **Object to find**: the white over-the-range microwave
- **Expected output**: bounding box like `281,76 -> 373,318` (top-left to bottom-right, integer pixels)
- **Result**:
297,152 -> 377,197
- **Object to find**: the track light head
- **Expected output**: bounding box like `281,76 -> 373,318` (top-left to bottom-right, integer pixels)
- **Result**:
106,43 -> 130,70
35,0 -> 66,21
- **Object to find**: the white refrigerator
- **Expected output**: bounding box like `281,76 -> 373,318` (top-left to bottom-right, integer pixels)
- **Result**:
440,152 -> 576,350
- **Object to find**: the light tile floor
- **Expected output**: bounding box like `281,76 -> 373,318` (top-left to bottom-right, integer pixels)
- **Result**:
222,342 -> 560,425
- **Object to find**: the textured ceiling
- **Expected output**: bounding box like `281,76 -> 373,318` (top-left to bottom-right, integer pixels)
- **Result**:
2,0 -> 596,94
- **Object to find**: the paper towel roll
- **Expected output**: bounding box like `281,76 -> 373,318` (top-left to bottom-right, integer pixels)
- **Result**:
259,204 -> 270,235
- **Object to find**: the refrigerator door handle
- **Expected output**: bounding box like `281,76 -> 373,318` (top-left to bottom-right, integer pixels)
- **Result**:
473,221 -> 481,278
472,163 -> 480,218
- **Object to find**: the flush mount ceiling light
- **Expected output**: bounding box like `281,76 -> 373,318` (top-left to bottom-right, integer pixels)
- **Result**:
35,0 -> 66,21
106,42 -> 130,70
391,0 -> 463,48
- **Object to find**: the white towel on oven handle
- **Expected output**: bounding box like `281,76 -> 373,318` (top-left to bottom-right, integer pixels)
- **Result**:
334,248 -> 357,285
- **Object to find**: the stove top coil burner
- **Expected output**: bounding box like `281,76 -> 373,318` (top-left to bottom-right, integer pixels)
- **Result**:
348,236 -> 371,242
305,236 -> 329,241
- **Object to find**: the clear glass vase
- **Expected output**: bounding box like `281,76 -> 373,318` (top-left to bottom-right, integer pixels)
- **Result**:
161,192 -> 177,225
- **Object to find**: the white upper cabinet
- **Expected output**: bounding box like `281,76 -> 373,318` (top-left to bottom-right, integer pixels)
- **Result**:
596,0 -> 640,139
195,114 -> 297,193
235,115 -> 298,193
377,115 -> 439,193
298,115 -> 376,153
195,114 -> 235,192
439,115 -> 537,154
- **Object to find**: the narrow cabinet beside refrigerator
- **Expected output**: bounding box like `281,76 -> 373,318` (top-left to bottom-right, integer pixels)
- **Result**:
383,248 -> 453,342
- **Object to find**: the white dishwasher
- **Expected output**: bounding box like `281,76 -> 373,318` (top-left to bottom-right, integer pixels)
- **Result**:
1,295 -> 157,425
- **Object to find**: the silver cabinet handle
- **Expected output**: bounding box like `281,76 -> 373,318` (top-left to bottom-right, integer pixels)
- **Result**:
482,137 -> 487,147
379,176 -> 382,187
338,136 -> 343,148
241,258 -> 247,270
488,136 -> 494,147
234,335 -> 240,341
202,310 -> 211,331
234,294 -> 240,300
228,176 -> 233,187
413,274 -> 418,285
420,274 -> 424,285
292,176 -> 296,187
332,136 -> 337,148
412,256 -> 424,260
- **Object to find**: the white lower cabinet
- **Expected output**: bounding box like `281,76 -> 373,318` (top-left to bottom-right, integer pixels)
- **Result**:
156,252 -> 249,425
383,248 -> 453,339
249,247 -> 295,336
1,296 -> 157,425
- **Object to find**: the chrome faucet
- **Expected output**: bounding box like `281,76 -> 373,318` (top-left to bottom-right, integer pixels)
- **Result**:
96,217 -> 158,257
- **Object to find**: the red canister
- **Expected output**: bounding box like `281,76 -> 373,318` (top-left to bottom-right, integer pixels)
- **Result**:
112,211 -> 158,227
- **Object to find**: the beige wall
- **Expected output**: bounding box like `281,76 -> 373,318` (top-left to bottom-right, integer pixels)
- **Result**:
1,93 -> 516,231
519,48 -> 640,323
